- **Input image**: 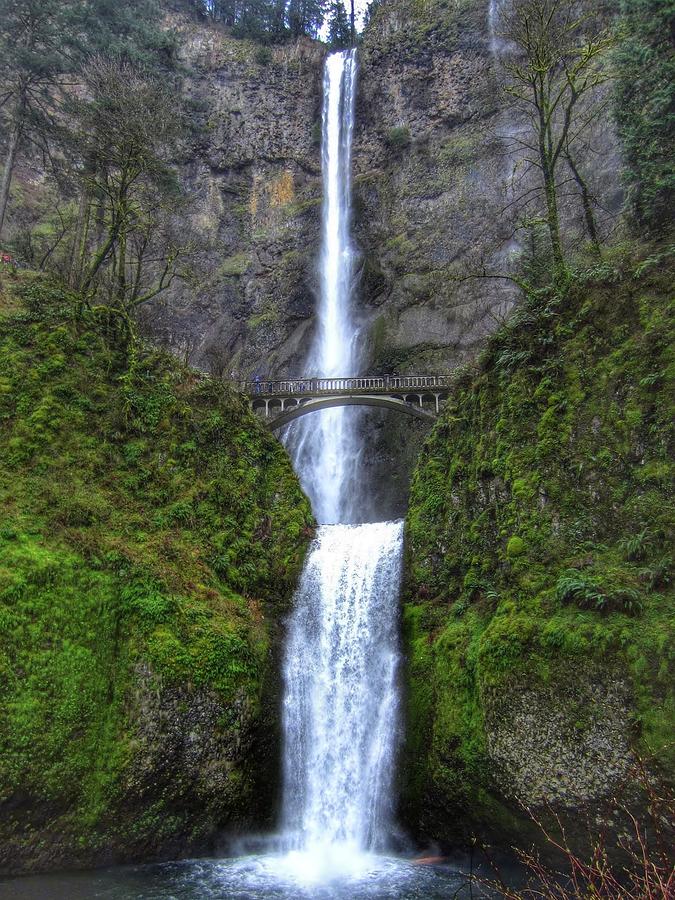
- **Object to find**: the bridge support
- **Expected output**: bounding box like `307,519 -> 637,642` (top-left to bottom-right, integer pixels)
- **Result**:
265,395 -> 437,429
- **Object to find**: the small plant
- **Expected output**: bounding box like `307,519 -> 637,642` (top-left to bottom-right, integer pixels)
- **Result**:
639,555 -> 672,591
254,46 -> 272,66
619,526 -> 654,562
555,571 -> 643,615
496,348 -> 533,373
480,758 -> 675,899
385,125 -> 411,150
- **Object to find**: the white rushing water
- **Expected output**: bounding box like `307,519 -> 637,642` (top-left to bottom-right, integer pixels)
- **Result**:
283,49 -> 361,526
279,49 -> 405,879
281,522 -> 403,874
488,0 -> 506,55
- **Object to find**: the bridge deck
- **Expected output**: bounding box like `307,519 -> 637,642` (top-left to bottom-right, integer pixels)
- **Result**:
240,375 -> 451,398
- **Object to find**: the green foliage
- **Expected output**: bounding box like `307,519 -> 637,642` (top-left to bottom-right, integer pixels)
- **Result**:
385,126 -> 412,150
190,0 -> 327,41
403,250 -> 675,841
555,571 -> 643,615
614,0 -> 675,232
506,535 -> 526,558
327,1 -> 353,49
0,0 -> 175,241
0,276 -> 312,863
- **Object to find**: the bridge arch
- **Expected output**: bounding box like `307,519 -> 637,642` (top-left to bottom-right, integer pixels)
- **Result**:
267,395 -> 435,430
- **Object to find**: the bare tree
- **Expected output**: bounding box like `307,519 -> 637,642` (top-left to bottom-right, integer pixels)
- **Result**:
71,58 -> 193,312
498,0 -> 613,273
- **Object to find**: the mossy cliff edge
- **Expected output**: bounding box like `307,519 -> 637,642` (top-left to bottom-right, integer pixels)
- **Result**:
0,277 -> 312,874
402,251 -> 674,851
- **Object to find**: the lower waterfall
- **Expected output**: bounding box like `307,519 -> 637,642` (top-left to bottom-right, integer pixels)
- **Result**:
281,522 -> 403,869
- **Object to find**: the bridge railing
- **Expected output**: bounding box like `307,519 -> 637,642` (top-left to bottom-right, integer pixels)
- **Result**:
239,374 -> 452,396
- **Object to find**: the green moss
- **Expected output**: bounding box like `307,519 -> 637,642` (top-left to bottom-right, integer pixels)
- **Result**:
403,251 -> 675,843
385,126 -> 411,150
506,535 -> 526,558
0,275 -> 312,866
216,252 -> 251,277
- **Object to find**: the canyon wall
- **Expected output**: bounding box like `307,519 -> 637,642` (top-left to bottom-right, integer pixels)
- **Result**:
143,1 -> 522,378
147,1 -> 620,383
402,256 -> 674,853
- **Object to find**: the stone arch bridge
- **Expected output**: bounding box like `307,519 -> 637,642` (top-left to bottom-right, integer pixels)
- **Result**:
240,375 -> 452,429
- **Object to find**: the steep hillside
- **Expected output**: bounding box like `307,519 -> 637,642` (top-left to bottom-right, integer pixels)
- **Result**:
0,275 -> 312,874
402,248 -> 674,852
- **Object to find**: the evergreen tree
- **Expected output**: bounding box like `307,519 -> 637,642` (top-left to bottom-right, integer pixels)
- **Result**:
614,0 -> 675,232
0,0 -> 173,241
286,0 -> 326,38
0,0 -> 78,239
191,0 -> 328,41
327,1 -> 352,48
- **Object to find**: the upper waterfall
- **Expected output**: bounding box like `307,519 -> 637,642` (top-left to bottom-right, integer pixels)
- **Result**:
283,49 -> 361,525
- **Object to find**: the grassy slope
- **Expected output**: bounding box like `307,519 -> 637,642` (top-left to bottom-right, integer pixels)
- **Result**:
402,247 -> 674,845
0,275 -> 312,870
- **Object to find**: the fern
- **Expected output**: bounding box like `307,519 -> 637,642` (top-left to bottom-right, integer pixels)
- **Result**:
619,527 -> 653,562
556,572 -> 605,608
555,572 -> 643,615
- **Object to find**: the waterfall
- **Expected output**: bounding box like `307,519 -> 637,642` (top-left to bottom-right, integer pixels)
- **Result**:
279,49 -> 404,875
488,0 -> 506,55
281,522 -> 403,868
283,49 -> 361,526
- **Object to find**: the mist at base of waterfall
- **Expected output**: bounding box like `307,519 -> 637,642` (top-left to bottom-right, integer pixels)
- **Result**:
1,853 -> 506,900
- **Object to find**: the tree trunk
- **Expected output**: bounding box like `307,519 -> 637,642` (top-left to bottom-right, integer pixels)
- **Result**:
69,190 -> 91,287
350,0 -> 356,42
0,121 -> 22,241
543,162 -> 565,274
566,152 -> 601,258
80,222 -> 119,295
116,206 -> 127,303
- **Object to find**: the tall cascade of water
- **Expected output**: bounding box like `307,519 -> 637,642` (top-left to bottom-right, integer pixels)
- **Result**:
280,49 -> 404,875
283,50 -> 361,526
488,0 -> 506,55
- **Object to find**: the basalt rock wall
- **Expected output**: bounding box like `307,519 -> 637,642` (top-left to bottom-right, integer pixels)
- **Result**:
145,2 -> 522,379
142,0 -> 621,517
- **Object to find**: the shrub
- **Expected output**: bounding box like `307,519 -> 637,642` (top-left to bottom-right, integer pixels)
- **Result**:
385,125 -> 411,150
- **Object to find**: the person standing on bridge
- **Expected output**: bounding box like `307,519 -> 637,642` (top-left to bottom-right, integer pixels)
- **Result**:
254,374 -> 261,394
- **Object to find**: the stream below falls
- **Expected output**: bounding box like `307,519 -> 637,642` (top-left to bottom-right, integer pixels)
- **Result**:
2,853 -> 511,899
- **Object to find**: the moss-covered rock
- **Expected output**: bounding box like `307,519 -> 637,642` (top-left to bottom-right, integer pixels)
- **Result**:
402,248 -> 674,852
0,276 -> 313,874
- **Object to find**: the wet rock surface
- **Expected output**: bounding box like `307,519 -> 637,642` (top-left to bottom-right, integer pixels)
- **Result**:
484,670 -> 634,808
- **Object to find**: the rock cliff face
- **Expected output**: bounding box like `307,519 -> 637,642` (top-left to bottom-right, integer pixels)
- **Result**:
146,1 -> 619,379
402,256 -> 674,853
353,0 -> 517,374
140,16 -> 326,378
144,2 -> 521,378
141,1 -> 620,517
